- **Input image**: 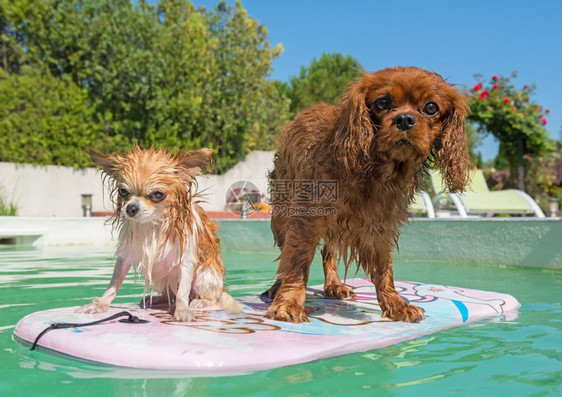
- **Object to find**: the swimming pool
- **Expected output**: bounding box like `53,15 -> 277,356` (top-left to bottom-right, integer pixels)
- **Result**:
1,234 -> 561,395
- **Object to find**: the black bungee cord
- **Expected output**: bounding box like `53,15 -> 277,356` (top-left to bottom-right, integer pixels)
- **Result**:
30,311 -> 148,351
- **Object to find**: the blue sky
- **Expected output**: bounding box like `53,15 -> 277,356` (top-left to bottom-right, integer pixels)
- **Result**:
192,0 -> 561,160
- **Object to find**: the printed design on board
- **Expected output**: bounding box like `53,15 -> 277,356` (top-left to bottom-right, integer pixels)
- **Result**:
306,290 -> 385,326
144,281 -> 507,334
412,284 -> 506,314
353,279 -> 505,312
151,311 -> 281,334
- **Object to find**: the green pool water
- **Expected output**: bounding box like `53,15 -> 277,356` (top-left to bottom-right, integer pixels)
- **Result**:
0,245 -> 560,396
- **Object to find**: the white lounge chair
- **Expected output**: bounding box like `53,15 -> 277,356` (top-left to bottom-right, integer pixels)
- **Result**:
429,169 -> 545,218
409,191 -> 436,218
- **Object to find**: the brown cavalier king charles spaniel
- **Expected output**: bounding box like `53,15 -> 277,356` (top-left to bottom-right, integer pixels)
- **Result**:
263,66 -> 472,323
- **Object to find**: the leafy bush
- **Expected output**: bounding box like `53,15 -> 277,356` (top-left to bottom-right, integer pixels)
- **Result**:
0,183 -> 17,216
0,199 -> 17,216
0,67 -> 119,167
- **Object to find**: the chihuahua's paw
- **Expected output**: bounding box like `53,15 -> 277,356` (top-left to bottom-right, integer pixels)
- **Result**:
189,298 -> 214,310
76,298 -> 109,314
173,306 -> 194,322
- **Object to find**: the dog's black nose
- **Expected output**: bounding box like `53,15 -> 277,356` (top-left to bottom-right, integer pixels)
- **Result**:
126,203 -> 139,217
393,113 -> 416,131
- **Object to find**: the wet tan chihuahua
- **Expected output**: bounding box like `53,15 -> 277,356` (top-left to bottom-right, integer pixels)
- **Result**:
78,146 -> 241,321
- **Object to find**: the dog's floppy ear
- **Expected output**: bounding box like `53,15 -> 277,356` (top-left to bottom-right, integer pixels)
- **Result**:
178,148 -> 213,176
434,89 -> 472,193
87,149 -> 123,177
332,75 -> 374,176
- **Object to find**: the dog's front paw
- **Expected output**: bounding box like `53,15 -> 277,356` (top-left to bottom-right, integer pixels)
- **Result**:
382,303 -> 425,323
267,301 -> 309,323
76,298 -> 109,314
189,298 -> 214,310
173,306 -> 194,322
324,283 -> 355,299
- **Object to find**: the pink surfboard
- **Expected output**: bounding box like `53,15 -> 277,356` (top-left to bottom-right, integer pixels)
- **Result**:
14,278 -> 520,373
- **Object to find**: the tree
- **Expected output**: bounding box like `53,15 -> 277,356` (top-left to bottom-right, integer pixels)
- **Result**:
199,0 -> 289,171
29,0 -> 176,141
286,53 -> 362,115
468,72 -> 553,191
0,0 -> 288,173
0,0 -> 49,74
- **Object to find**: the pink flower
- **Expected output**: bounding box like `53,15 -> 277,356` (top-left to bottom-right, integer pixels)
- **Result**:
479,90 -> 490,100
473,82 -> 483,91
503,97 -> 510,104
541,117 -> 547,126
493,83 -> 499,90
492,75 -> 498,81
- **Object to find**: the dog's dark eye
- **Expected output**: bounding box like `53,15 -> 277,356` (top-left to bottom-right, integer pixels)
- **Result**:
423,102 -> 439,116
118,188 -> 129,198
149,191 -> 166,203
373,97 -> 392,112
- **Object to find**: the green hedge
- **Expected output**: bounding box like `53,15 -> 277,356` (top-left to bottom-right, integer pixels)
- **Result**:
0,67 -> 121,168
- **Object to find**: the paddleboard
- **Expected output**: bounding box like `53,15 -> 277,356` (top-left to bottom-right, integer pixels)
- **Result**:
14,278 -> 520,372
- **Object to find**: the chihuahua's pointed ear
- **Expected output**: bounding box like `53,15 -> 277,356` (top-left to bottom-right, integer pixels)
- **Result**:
87,149 -> 123,177
178,148 -> 213,176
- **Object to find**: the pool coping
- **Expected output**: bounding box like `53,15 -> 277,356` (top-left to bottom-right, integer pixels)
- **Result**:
0,216 -> 560,269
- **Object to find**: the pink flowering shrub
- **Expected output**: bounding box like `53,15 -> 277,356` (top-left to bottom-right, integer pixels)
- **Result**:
468,72 -> 554,193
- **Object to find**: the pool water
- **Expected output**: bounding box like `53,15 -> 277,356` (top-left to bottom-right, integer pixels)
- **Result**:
0,245 -> 560,396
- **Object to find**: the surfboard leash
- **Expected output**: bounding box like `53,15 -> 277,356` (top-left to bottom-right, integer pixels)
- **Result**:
30,311 -> 149,351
